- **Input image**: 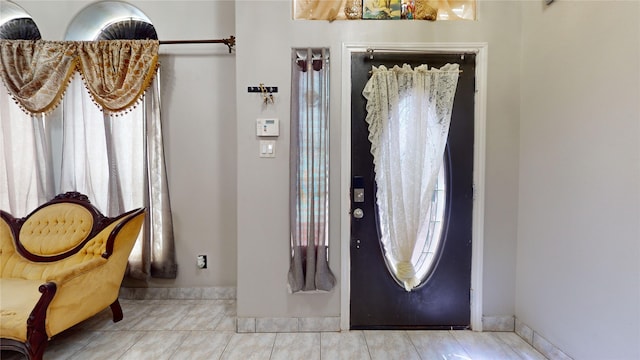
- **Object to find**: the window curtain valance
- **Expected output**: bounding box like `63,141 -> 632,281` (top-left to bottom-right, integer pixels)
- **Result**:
0,40 -> 159,115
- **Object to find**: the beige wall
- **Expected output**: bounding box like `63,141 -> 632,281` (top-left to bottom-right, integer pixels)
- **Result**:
15,0 -> 238,287
518,1 -> 640,359
10,1 -> 640,357
9,0 -> 640,356
235,0 -> 522,318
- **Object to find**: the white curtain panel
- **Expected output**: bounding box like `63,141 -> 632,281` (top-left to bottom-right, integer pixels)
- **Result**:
59,72 -> 176,280
59,73 -> 116,212
60,72 -> 146,217
362,63 -> 459,291
0,84 -> 54,216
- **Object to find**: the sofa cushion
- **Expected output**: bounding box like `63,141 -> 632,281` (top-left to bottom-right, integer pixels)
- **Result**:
20,203 -> 93,257
0,278 -> 44,342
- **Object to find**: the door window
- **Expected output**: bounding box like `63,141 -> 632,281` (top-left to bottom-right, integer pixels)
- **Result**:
382,164 -> 446,289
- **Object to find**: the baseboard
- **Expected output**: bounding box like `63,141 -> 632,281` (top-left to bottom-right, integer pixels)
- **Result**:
237,316 -> 341,333
515,318 -> 573,360
119,286 -> 236,300
482,315 -> 515,331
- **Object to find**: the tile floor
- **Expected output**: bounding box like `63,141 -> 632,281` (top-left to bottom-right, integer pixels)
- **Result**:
1,299 -> 547,360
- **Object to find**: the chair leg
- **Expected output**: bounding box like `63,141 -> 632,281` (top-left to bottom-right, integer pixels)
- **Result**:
110,299 -> 124,323
26,330 -> 48,360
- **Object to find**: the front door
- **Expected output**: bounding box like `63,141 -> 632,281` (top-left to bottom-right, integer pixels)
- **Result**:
350,52 -> 475,329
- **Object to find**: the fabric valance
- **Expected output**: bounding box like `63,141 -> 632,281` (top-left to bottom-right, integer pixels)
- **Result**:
0,40 -> 159,115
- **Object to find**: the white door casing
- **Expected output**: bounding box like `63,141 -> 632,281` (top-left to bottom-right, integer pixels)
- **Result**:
340,42 -> 488,331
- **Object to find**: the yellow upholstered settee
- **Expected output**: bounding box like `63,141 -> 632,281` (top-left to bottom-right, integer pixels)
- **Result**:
0,192 -> 144,360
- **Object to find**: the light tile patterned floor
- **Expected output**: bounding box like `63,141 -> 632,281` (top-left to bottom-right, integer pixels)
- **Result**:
1,299 -> 547,360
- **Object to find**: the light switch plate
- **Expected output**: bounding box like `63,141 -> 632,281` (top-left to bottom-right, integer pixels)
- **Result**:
259,140 -> 276,158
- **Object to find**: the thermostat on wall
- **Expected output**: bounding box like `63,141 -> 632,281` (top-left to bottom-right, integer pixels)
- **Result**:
256,118 -> 279,137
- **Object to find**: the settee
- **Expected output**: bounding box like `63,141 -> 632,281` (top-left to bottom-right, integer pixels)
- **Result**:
0,192 -> 145,360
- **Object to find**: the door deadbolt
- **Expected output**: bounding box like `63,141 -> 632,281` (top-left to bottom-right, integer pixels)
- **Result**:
353,208 -> 364,219
352,176 -> 365,203
353,188 -> 364,203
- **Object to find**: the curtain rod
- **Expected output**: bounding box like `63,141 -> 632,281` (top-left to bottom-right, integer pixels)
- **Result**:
159,36 -> 235,53
365,48 -> 474,59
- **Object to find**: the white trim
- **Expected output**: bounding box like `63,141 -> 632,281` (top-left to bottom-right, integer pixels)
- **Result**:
470,43 -> 488,332
340,42 -> 488,331
236,317 -> 341,333
119,286 -> 236,300
515,318 -> 574,359
482,315 -> 515,332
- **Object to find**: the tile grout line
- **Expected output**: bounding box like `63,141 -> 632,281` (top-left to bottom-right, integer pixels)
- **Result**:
164,330 -> 191,360
448,329 -> 473,359
268,332 -> 278,360
361,331 -> 373,360
217,330 -> 234,360
52,330 -> 95,360
115,331 -> 146,360
403,330 -> 424,360
488,332 -> 531,360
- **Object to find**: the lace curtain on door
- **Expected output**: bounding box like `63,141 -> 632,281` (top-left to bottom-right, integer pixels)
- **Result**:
363,63 -> 459,291
0,40 -> 177,279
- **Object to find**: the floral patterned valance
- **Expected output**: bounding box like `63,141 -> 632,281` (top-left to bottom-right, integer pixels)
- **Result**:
0,40 -> 159,115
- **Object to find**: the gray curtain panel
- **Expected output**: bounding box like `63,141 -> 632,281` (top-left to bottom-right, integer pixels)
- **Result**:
288,48 -> 336,293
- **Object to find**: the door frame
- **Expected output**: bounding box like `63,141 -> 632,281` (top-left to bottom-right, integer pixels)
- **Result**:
340,42 -> 488,331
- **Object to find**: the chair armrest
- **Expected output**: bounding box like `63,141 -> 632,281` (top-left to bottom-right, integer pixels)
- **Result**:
44,258 -> 106,284
43,259 -> 114,337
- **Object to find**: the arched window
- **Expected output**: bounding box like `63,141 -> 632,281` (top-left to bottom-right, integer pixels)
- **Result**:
65,1 -> 157,41
0,1 -> 41,40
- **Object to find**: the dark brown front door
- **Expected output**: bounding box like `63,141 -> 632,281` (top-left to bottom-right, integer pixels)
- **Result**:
350,52 -> 475,329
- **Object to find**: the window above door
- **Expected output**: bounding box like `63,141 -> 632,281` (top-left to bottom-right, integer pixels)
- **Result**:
293,0 -> 475,21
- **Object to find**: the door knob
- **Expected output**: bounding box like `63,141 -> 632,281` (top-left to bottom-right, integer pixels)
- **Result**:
353,208 -> 364,219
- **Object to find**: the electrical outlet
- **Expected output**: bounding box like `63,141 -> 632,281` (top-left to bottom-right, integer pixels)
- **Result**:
197,255 -> 207,269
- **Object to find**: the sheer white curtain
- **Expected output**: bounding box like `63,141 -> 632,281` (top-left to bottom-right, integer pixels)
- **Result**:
60,72 -> 147,218
0,86 -> 54,216
60,73 -> 150,278
362,63 -> 459,291
59,73 -> 118,212
59,71 -> 176,279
